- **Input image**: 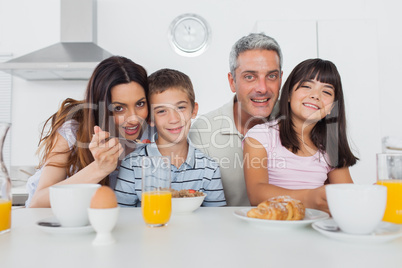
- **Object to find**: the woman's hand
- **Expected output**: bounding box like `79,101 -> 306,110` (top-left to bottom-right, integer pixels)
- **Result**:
89,126 -> 124,176
30,126 -> 123,208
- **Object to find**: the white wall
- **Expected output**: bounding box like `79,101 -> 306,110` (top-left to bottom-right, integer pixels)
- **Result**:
0,0 -> 401,184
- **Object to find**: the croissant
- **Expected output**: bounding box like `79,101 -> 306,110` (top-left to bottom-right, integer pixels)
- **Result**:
247,196 -> 305,221
247,201 -> 289,220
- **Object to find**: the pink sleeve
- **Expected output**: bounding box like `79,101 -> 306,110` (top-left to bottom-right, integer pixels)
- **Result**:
243,123 -> 277,152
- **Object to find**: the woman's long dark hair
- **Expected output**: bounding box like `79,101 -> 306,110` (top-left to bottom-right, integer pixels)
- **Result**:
275,58 -> 358,168
37,56 -> 149,185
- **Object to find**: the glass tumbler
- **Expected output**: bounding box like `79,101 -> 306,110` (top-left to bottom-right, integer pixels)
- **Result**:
377,153 -> 402,224
0,122 -> 12,234
141,156 -> 171,227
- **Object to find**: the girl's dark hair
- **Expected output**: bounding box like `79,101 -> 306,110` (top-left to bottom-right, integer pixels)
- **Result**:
275,58 -> 358,168
37,56 -> 149,185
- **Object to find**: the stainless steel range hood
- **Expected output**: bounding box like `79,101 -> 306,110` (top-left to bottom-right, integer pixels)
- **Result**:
0,0 -> 112,81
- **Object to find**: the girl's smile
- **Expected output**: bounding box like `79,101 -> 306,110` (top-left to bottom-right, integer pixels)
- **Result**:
302,102 -> 320,110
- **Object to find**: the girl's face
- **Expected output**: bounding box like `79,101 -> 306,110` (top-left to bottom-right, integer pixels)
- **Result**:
110,81 -> 148,140
289,78 -> 335,125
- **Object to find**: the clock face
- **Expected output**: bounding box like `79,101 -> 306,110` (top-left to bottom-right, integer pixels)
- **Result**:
169,14 -> 211,57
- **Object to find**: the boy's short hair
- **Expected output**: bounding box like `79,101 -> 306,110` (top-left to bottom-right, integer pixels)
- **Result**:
148,68 -> 195,108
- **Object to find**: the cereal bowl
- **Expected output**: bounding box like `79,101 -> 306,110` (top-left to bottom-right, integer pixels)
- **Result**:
172,194 -> 206,214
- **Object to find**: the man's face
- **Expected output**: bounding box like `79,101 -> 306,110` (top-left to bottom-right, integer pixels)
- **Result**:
228,49 -> 282,123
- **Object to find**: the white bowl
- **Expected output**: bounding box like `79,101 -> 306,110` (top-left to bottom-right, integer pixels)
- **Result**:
171,194 -> 206,214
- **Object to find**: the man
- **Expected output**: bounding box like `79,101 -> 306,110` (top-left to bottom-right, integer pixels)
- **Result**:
189,33 -> 283,206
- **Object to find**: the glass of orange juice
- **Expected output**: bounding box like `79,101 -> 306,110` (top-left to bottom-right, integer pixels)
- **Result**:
377,153 -> 402,224
141,156 -> 171,227
0,122 -> 12,234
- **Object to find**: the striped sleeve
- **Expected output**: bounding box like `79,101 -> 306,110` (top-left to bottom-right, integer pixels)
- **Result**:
114,155 -> 139,207
199,154 -> 226,207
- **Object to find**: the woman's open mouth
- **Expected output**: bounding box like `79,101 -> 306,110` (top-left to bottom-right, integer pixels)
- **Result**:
123,124 -> 140,136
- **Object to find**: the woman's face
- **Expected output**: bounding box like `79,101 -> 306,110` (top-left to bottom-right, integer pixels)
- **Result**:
110,82 -> 148,140
289,78 -> 335,125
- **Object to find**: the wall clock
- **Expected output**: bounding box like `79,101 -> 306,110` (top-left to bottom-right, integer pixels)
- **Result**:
168,13 -> 211,57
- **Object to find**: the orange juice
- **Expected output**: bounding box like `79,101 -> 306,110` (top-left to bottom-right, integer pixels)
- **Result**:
377,180 -> 402,224
142,191 -> 172,226
0,199 -> 11,233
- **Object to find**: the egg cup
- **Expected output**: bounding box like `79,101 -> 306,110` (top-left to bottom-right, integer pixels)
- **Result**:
88,207 -> 119,246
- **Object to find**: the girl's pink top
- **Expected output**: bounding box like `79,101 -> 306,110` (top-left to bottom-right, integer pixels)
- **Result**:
244,120 -> 333,190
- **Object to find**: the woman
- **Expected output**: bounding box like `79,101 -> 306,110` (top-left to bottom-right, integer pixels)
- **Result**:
26,56 -> 153,207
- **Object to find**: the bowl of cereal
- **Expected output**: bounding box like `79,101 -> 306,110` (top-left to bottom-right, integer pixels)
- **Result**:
171,189 -> 206,214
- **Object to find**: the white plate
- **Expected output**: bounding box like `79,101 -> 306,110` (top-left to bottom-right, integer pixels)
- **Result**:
36,217 -> 94,235
312,219 -> 402,243
233,208 -> 329,228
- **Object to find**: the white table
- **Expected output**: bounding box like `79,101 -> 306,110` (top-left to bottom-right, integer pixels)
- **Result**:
1,207 -> 402,268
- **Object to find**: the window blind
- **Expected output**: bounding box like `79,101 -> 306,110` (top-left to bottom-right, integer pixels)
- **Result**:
0,53 -> 12,170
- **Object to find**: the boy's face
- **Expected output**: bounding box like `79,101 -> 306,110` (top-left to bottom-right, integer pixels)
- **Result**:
150,88 -> 198,147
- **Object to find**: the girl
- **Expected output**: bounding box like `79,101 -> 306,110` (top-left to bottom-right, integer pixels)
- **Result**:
26,56 -> 154,207
243,58 -> 358,213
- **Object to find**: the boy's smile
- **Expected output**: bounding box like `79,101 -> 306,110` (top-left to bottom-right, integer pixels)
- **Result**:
167,126 -> 184,134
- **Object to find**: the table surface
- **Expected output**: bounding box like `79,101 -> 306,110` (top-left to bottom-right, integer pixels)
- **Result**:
1,207 -> 402,268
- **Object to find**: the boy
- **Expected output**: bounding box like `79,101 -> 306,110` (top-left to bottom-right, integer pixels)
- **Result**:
114,69 -> 226,207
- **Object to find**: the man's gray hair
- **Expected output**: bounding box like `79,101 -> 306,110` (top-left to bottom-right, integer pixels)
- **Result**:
229,33 -> 283,79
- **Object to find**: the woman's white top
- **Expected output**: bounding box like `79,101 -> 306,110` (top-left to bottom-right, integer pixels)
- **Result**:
25,120 -> 79,207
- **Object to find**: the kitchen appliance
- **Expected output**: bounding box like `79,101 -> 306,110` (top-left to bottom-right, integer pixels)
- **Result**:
0,0 -> 112,80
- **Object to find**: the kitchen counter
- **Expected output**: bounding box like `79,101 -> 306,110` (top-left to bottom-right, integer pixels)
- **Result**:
10,165 -> 33,206
11,185 -> 28,206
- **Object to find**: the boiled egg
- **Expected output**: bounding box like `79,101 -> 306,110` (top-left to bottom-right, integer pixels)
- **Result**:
90,186 -> 118,208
